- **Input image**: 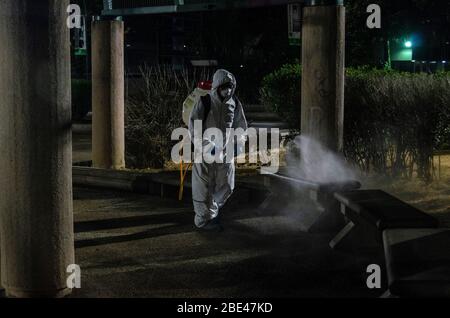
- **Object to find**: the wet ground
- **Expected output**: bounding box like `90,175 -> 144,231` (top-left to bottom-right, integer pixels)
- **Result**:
72,126 -> 91,164
71,186 -> 384,298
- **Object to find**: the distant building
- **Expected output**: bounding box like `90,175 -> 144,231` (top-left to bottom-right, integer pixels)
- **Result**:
101,0 -> 299,73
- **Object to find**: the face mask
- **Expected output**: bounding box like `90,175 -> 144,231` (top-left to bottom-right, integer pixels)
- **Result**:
219,87 -> 233,100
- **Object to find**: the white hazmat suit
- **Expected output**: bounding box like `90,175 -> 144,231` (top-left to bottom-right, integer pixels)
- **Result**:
189,69 -> 248,229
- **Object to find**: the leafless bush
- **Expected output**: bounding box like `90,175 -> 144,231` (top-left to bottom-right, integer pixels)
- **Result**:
345,70 -> 450,182
125,65 -> 211,169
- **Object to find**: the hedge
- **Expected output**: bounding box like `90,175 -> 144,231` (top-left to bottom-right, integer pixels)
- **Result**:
260,63 -> 450,181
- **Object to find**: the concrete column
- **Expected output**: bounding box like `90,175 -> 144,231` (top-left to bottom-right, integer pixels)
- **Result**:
0,236 -> 2,295
301,1 -> 345,152
91,19 -> 126,170
0,0 -> 74,297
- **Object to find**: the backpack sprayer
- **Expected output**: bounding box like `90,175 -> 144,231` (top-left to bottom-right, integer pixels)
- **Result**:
179,81 -> 212,200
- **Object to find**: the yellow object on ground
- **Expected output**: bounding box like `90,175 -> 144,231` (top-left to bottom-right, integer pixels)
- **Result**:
179,142 -> 192,201
179,160 -> 192,201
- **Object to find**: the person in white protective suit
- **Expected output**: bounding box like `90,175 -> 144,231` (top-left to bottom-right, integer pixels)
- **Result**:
189,69 -> 248,231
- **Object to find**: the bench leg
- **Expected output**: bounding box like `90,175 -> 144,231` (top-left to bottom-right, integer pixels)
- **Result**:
329,219 -> 380,250
307,198 -> 346,233
329,221 -> 356,249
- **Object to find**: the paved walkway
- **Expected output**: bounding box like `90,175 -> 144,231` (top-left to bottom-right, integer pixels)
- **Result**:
71,186 -> 384,298
72,126 -> 91,164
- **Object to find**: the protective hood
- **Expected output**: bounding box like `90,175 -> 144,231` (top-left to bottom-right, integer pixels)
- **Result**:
212,69 -> 237,97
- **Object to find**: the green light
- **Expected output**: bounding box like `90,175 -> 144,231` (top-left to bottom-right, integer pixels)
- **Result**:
405,41 -> 412,48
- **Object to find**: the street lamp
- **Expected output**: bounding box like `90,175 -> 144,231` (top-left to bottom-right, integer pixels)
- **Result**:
404,41 -> 412,48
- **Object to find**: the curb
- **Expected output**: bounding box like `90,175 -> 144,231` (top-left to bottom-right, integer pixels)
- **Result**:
72,166 -> 268,203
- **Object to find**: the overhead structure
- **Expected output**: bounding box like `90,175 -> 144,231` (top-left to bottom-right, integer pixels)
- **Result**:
102,0 -> 300,15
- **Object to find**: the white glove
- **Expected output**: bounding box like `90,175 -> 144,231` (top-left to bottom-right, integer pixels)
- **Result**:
202,138 -> 215,154
203,139 -> 224,163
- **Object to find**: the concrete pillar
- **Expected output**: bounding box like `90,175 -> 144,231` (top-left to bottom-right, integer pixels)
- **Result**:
0,0 -> 74,297
91,19 -> 126,170
0,236 -> 2,295
301,0 -> 345,152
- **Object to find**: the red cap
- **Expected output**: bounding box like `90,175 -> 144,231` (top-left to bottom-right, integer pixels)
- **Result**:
198,81 -> 212,90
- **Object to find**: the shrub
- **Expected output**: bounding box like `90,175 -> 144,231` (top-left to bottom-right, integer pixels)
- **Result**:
260,63 -> 450,181
125,65 -> 211,169
260,62 -> 301,133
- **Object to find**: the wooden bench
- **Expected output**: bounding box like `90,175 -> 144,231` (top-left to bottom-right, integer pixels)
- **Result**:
330,190 -> 439,249
383,228 -> 450,297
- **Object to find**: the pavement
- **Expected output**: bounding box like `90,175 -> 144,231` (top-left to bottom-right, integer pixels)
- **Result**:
71,186 -> 384,298
72,132 -> 91,164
